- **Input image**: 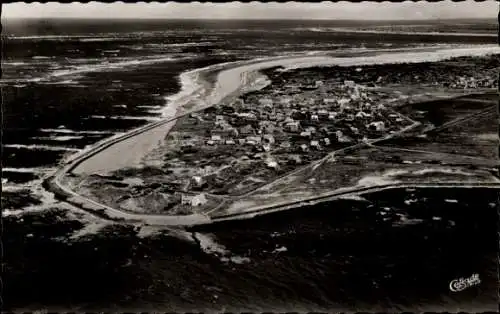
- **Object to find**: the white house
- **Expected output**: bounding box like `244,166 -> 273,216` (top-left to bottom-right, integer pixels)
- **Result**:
368,121 -> 385,131
263,134 -> 275,144
344,80 -> 356,88
246,136 -> 262,144
305,126 -> 316,134
310,140 -> 320,149
280,141 -> 291,149
338,98 -> 351,107
191,176 -> 205,188
211,135 -> 222,142
328,112 -> 337,121
300,131 -> 312,138
285,121 -> 300,132
265,158 -> 279,169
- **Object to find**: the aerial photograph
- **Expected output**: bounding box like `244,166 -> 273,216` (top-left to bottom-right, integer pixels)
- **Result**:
1,0 -> 499,312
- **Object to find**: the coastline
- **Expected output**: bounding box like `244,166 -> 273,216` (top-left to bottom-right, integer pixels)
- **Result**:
46,44 -> 500,227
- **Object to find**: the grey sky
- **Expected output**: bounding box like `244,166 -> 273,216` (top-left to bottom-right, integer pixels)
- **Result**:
3,1 -> 498,20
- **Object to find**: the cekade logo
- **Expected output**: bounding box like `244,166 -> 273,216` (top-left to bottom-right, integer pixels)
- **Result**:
449,273 -> 481,292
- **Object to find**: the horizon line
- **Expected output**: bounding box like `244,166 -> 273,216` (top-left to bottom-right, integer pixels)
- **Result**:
2,17 -> 496,21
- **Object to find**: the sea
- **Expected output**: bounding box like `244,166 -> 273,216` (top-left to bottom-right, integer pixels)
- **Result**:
1,18 -> 498,311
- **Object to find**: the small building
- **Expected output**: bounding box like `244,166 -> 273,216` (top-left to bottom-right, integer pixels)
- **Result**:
259,98 -> 273,107
368,121 -> 385,131
181,193 -> 208,207
344,80 -> 356,88
246,136 -> 262,145
262,143 -> 272,152
263,134 -> 275,144
288,155 -> 302,164
311,114 -> 319,122
225,139 -> 236,145
191,193 -> 208,207
191,176 -> 205,188
338,98 -> 351,107
310,140 -> 320,149
265,158 -> 279,169
206,140 -> 215,145
300,131 -> 312,138
323,138 -> 331,146
285,121 -> 300,132
280,141 -> 291,149
305,126 -> 316,134
240,124 -> 255,135
300,144 -> 309,152
317,109 -> 328,117
237,112 -> 257,120
211,135 -> 222,142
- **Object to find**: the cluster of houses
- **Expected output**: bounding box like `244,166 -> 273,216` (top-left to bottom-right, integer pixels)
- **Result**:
184,80 -> 404,168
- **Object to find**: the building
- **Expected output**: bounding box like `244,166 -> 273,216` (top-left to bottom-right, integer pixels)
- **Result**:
240,124 -> 255,135
181,193 -> 208,207
344,80 -> 356,88
191,193 -> 208,207
368,121 -> 385,131
191,176 -> 205,188
246,136 -> 262,146
338,98 -> 351,107
280,141 -> 291,149
265,158 -> 279,169
310,140 -> 320,149
305,126 -> 316,134
300,131 -> 312,138
288,155 -> 302,164
263,134 -> 275,144
285,121 -> 300,132
211,135 -> 222,142
236,112 -> 257,120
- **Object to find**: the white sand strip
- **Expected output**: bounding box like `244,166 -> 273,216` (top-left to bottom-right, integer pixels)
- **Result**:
4,144 -> 80,152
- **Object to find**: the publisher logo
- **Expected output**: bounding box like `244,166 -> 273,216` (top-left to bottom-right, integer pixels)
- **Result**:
449,273 -> 481,292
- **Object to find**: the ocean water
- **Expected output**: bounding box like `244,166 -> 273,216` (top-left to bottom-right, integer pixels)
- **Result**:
2,19 -> 498,311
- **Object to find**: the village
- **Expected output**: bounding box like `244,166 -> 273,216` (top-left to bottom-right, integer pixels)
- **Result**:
158,54 -> 498,208
161,77 -> 413,206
